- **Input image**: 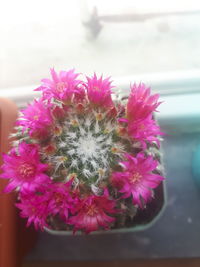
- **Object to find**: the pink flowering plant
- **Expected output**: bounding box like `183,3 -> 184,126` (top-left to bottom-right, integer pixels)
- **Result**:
0,69 -> 165,234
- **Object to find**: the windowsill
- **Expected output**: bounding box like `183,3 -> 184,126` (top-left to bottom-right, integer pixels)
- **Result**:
157,92 -> 200,134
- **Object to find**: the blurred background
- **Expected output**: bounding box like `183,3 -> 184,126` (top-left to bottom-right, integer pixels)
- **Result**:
1,0 -> 200,93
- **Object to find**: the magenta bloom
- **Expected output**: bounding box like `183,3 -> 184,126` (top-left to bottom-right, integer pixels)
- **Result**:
48,180 -> 77,222
111,153 -> 164,208
16,188 -> 51,230
86,73 -> 114,108
127,83 -> 161,121
36,68 -> 81,101
0,142 -> 50,193
127,116 -> 163,147
17,98 -> 53,138
68,190 -> 117,234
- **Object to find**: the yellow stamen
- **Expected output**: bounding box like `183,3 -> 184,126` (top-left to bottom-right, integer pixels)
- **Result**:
18,163 -> 35,178
129,172 -> 142,184
56,82 -> 66,92
139,123 -> 145,130
86,204 -> 98,216
33,115 -> 39,120
93,86 -> 100,91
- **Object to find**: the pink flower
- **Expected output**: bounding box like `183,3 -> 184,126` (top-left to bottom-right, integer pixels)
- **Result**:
17,98 -> 53,138
48,180 -> 77,222
36,68 -> 81,101
16,187 -> 51,230
111,153 -> 164,208
0,142 -> 50,193
68,190 -> 117,234
127,83 -> 161,121
127,116 -> 163,147
86,73 -> 114,109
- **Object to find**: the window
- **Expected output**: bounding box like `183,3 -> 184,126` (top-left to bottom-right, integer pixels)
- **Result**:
1,0 -> 200,97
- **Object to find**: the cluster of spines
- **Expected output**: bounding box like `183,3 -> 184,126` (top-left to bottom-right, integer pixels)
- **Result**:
0,69 -> 165,234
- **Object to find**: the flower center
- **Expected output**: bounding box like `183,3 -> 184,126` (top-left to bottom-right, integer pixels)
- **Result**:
93,86 -> 100,91
31,206 -> 36,214
18,163 -> 36,179
139,123 -> 145,130
33,115 -> 39,120
56,82 -> 66,92
86,204 -> 98,216
129,172 -> 142,184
